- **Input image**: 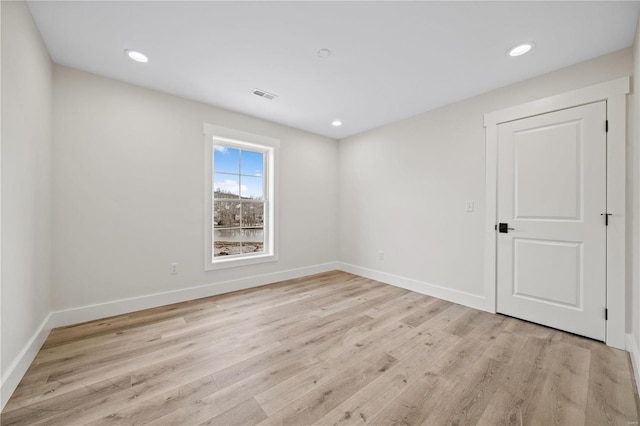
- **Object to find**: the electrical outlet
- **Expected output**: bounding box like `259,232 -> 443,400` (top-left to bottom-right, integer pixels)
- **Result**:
170,263 -> 178,275
378,250 -> 384,261
465,200 -> 474,212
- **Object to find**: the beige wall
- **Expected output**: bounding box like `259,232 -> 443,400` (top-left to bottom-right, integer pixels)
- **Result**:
1,0 -> 53,397
631,18 -> 640,351
339,48 -> 633,304
51,65 -> 338,311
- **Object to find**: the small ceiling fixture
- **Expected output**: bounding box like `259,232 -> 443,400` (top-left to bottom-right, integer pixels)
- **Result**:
252,88 -> 277,100
507,43 -> 534,57
125,49 -> 148,63
317,48 -> 332,58
332,120 -> 342,127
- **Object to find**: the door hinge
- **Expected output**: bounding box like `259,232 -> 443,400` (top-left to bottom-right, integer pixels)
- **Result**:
606,120 -> 609,132
605,308 -> 608,321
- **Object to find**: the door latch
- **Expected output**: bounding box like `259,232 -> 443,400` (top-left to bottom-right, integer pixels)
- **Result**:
601,213 -> 612,226
498,223 -> 515,233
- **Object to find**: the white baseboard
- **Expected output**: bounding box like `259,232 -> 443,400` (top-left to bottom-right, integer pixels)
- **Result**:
626,333 -> 640,396
1,313 -> 53,411
50,262 -> 339,328
337,262 -> 487,312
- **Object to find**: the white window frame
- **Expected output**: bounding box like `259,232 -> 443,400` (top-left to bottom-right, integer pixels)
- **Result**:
204,123 -> 279,270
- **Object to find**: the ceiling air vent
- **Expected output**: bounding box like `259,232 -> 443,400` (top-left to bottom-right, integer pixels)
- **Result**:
252,88 -> 277,100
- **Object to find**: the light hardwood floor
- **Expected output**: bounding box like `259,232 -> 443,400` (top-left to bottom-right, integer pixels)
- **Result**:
2,271 -> 638,425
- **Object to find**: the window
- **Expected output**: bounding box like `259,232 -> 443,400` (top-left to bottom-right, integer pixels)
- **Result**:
204,124 -> 279,270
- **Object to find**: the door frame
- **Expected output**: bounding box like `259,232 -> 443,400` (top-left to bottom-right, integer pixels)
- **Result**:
483,77 -> 629,349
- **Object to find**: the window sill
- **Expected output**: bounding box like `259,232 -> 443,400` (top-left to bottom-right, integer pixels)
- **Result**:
205,252 -> 278,271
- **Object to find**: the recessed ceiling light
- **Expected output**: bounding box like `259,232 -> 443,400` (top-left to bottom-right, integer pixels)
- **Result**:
332,120 -> 342,127
125,49 -> 148,63
507,43 -> 534,57
318,48 -> 332,58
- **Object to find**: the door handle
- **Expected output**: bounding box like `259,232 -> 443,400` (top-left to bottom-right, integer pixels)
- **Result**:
498,223 -> 515,233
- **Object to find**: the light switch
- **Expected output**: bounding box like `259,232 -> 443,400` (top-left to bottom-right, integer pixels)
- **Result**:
465,200 -> 474,212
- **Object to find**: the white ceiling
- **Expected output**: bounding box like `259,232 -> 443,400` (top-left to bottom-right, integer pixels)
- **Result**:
27,1 -> 640,139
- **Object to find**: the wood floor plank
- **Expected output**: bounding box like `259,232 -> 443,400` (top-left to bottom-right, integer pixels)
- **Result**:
366,366 -> 454,426
421,331 -> 528,425
386,303 -> 469,360
34,317 -> 188,366
199,397 -> 267,426
256,351 -> 397,426
443,308 -> 489,337
30,310 -> 284,385
400,297 -> 452,328
91,351 -> 313,425
63,375 -> 219,426
253,336 -> 392,416
42,299 -> 218,349
313,329 -> 462,426
311,320 -> 412,364
585,342 -> 640,426
475,334 -> 558,425
424,355 -> 507,425
366,330 -> 498,426
530,341 -> 591,425
2,270 -> 637,426
3,334 -> 280,415
362,291 -> 428,319
313,285 -> 407,318
481,318 -> 529,363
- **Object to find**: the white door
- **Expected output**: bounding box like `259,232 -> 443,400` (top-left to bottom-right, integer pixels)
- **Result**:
496,101 -> 607,341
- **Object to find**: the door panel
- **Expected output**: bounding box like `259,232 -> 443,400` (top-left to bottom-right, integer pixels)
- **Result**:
497,101 -> 606,341
514,121 -> 581,220
513,238 -> 581,308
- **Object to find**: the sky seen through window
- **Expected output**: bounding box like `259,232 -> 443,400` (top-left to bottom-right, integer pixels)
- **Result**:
213,146 -> 264,199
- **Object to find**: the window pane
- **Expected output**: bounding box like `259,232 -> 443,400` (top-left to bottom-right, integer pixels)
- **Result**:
241,150 -> 264,177
213,228 -> 242,257
213,173 -> 239,198
241,202 -> 264,228
241,176 -> 263,200
213,201 -> 240,228
214,146 -> 240,174
207,137 -> 274,267
241,228 -> 264,254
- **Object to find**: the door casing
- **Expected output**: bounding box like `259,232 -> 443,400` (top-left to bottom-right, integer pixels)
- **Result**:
483,77 -> 629,349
